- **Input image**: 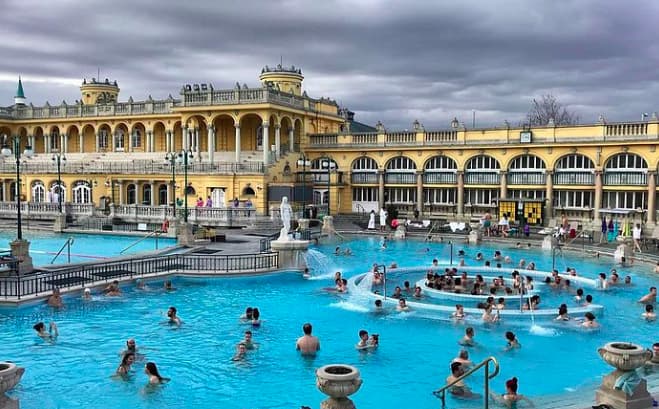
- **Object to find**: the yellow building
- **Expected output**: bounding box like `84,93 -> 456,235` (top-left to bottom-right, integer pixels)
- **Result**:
1,66 -> 658,229
0,66 -> 344,216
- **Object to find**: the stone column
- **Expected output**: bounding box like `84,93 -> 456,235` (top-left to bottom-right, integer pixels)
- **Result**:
60,133 -> 66,153
457,171 -> 465,217
111,131 -> 116,152
416,170 -> 423,214
208,126 -> 215,163
545,170 -> 554,224
499,171 -> 508,199
95,132 -> 100,152
45,134 -> 51,154
262,123 -> 270,164
194,127 -> 200,160
2,180 -> 7,202
288,128 -> 295,152
146,131 -> 152,152
165,130 -> 171,153
234,124 -> 241,162
129,131 -> 134,153
182,126 -> 189,151
378,169 -> 385,209
117,181 -> 124,205
79,132 -> 84,153
28,135 -> 34,149
150,181 -> 155,205
167,182 -> 172,207
594,170 -> 603,221
648,172 -> 656,224
274,125 -> 281,159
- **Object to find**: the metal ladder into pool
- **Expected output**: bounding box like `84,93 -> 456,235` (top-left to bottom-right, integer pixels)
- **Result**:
433,356 -> 500,409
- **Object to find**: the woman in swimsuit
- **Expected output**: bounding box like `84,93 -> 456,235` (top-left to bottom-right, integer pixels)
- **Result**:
490,377 -> 534,408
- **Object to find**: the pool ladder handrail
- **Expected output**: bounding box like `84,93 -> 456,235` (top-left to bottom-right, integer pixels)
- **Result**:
119,230 -> 161,254
433,356 -> 500,409
50,237 -> 75,264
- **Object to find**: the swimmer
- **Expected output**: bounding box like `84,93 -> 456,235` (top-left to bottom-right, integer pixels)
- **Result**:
490,377 -> 534,408
240,307 -> 254,321
413,286 -> 422,298
459,327 -> 476,347
446,362 -> 476,397
334,246 -> 341,255
655,262 -> 659,274
496,298 -> 505,311
597,273 -> 608,290
356,329 -> 370,350
639,287 -> 657,304
476,253 -> 483,261
504,256 -> 512,264
391,286 -> 403,299
302,268 -> 311,279
251,308 -> 262,326
452,349 -> 473,369
164,280 -> 176,291
334,271 -> 343,282
518,259 -> 526,268
144,362 -> 169,384
582,294 -> 593,306
389,262 -> 398,269
82,287 -> 92,300
432,258 -> 439,267
452,304 -> 465,320
296,323 -> 320,355
47,288 -> 64,308
574,289 -> 584,304
33,322 -> 58,339
167,306 -> 182,326
104,280 -> 122,296
625,275 -> 632,285
582,312 -> 599,328
397,298 -> 410,312
504,331 -> 521,351
242,330 -> 255,350
555,304 -> 570,321
373,272 -> 383,285
643,304 -> 656,321
135,279 -> 147,290
403,281 -> 413,293
368,333 -> 379,348
374,299 -> 384,312
116,352 -> 135,376
343,248 -> 352,256
482,305 -> 499,323
233,343 -> 248,361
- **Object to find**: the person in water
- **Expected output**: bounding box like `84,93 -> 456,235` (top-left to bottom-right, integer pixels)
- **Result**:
242,330 -> 255,350
167,307 -> 182,326
555,304 -> 570,321
459,327 -> 476,347
144,362 -> 169,384
33,322 -> 58,339
504,331 -> 521,351
446,362 -> 477,397
452,349 -> 473,369
233,343 -> 248,361
251,308 -> 262,326
581,312 -> 600,328
47,288 -> 64,308
296,323 -> 320,355
490,377 -> 534,408
356,329 -> 370,350
642,304 -> 656,321
116,352 -> 135,376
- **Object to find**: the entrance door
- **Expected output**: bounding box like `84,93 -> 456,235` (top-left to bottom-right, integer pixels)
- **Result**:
211,188 -> 226,208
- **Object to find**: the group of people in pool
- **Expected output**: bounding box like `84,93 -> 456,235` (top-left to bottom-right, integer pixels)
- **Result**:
115,338 -> 169,385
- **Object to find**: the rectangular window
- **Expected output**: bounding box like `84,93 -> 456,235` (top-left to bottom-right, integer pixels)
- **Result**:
465,189 -> 498,205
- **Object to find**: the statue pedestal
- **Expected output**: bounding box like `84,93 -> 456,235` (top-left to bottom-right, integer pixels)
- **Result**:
596,342 -> 654,409
322,216 -> 335,236
53,214 -> 67,233
468,230 -> 482,244
176,222 -> 195,246
316,364 -> 362,409
271,239 -> 310,270
298,218 -> 310,231
10,239 -> 33,274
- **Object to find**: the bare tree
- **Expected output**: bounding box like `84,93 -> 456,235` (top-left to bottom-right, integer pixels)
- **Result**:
525,94 -> 579,126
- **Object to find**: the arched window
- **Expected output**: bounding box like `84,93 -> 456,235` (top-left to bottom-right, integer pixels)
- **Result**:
31,181 -> 46,203
424,156 -> 457,184
554,154 -> 595,185
127,184 -> 137,204
466,155 -> 500,171
508,155 -> 546,185
72,181 -> 91,204
185,185 -> 196,196
351,156 -> 378,184
115,129 -> 125,150
465,155 -> 500,185
132,129 -> 142,148
604,153 -> 648,186
49,181 -> 66,203
158,184 -> 168,206
509,155 -> 545,170
604,153 -> 647,170
386,156 -> 417,171
385,156 -> 416,184
142,184 -> 151,205
243,187 -> 255,196
555,154 -> 594,170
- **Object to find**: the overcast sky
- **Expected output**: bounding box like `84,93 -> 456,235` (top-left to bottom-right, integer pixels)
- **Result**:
1,0 -> 658,130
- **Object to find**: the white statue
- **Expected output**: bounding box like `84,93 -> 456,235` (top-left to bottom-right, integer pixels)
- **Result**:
278,196 -> 293,241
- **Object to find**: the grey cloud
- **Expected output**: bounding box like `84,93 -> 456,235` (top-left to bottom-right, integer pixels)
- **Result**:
2,0 -> 659,129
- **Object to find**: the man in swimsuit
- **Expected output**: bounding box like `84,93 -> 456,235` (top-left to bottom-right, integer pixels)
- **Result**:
296,323 -> 320,355
47,288 -> 64,308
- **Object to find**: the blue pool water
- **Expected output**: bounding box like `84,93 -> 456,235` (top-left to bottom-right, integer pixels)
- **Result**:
0,237 -> 657,409
0,230 -> 177,266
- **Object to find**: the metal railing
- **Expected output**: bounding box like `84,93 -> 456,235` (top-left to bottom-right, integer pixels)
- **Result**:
50,237 -> 75,264
259,232 -> 280,253
120,230 -> 162,254
0,160 -> 265,175
0,252 -> 279,299
433,356 -> 500,409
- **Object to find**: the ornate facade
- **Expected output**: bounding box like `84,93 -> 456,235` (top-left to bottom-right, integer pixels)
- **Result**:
1,66 -> 658,227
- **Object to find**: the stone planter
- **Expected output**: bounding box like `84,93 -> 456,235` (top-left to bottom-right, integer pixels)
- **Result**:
0,362 -> 25,395
595,342 -> 653,409
316,364 -> 362,409
598,342 -> 652,372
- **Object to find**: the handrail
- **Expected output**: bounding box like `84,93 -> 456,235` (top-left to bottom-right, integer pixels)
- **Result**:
50,237 -> 74,264
119,230 -> 160,254
433,356 -> 500,409
355,203 -> 367,218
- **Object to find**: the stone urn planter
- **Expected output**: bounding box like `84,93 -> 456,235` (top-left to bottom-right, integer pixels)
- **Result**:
595,342 -> 653,409
0,362 -> 25,395
316,364 -> 362,409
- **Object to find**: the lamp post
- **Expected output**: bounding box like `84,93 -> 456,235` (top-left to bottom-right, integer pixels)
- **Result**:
176,150 -> 193,223
1,134 -> 34,273
321,157 -> 337,216
165,152 -> 177,219
51,153 -> 66,213
296,154 -> 310,215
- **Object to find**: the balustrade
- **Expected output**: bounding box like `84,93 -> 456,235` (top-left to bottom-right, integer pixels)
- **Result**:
506,172 -> 546,185
464,173 -> 500,185
384,172 -> 416,184
351,172 -> 378,184
603,172 -> 647,186
425,131 -> 458,143
351,133 -> 377,145
385,132 -> 415,144
423,172 -> 457,184
553,172 -> 595,185
309,134 -> 338,145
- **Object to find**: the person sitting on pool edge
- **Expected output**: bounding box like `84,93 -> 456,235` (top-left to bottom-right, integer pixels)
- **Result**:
490,377 -> 534,408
